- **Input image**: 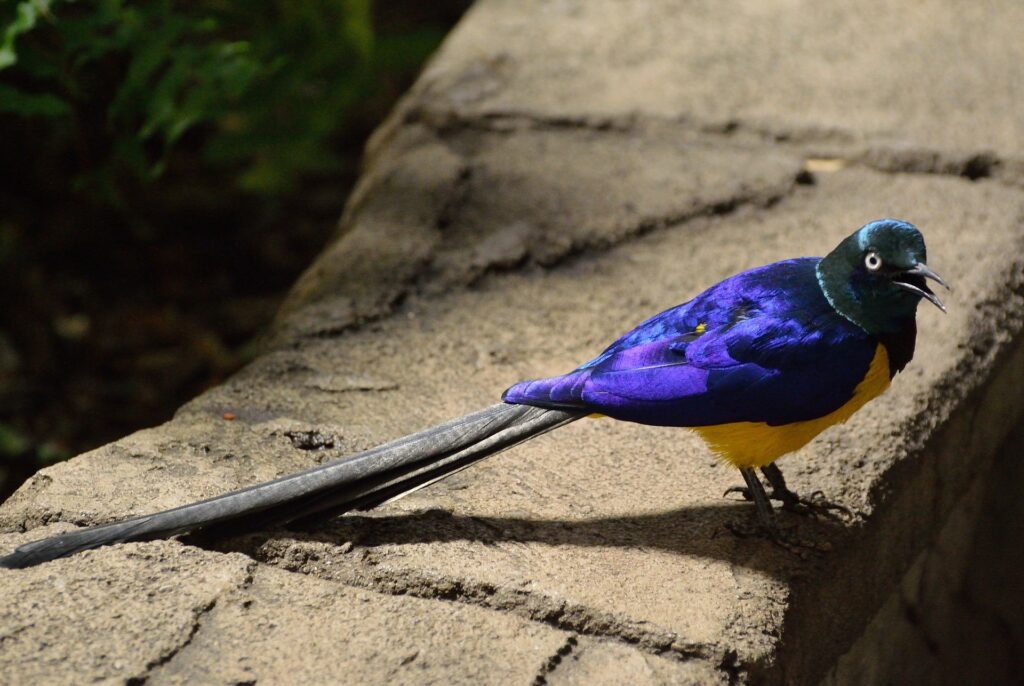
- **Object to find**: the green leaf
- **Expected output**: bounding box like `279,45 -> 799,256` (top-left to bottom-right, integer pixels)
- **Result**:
0,423 -> 29,456
0,83 -> 69,117
341,0 -> 374,59
0,0 -> 55,69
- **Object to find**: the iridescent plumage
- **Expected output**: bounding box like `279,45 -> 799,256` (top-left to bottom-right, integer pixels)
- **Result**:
503,220 -> 944,472
506,259 -> 875,418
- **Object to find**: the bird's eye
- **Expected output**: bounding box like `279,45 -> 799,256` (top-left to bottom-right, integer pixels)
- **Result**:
864,251 -> 883,272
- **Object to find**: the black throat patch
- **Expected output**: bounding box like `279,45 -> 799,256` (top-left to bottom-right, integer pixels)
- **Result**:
877,320 -> 917,377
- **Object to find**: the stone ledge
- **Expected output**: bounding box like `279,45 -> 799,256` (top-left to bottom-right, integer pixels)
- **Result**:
3,1 -> 1024,683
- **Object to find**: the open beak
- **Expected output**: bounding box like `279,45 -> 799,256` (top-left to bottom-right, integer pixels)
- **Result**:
893,263 -> 951,312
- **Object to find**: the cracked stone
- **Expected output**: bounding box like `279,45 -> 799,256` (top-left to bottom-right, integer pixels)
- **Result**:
419,0 -> 1024,156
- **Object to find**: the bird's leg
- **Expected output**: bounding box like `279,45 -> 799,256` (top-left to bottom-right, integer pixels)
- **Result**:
724,468 -> 796,546
725,469 -> 844,555
757,463 -> 800,508
759,463 -> 850,519
724,464 -> 849,521
724,469 -> 776,509
739,468 -> 776,529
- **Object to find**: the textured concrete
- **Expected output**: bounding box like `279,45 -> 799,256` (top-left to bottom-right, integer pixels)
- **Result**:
823,423 -> 1024,686
413,0 -> 1024,154
3,1 -> 1024,684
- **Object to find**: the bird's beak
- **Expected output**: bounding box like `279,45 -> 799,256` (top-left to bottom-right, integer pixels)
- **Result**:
893,263 -> 951,313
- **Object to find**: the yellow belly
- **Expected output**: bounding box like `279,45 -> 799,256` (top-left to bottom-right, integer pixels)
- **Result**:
693,344 -> 891,469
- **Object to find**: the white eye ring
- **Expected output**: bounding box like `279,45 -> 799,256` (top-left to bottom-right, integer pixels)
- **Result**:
865,251 -> 883,271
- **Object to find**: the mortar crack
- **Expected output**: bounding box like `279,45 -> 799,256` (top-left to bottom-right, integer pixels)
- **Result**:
406,104 -> 636,136
126,560 -> 257,685
295,154 -> 796,347
441,182 -> 792,294
852,148 -> 1008,183
532,634 -> 578,686
414,104 -> 1023,188
249,539 -> 724,667
125,598 -> 218,686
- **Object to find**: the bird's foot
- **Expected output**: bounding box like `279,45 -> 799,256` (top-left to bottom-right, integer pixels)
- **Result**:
724,466 -> 840,555
724,485 -> 850,522
776,488 -> 850,521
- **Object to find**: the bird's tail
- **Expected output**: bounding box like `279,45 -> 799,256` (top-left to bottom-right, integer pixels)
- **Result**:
0,403 -> 581,569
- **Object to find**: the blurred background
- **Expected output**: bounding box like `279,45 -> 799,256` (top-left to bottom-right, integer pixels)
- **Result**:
0,0 -> 471,500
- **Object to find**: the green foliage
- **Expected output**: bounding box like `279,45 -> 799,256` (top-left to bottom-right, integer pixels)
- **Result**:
0,422 -> 29,455
0,0 -> 440,196
0,0 -> 53,69
0,421 -> 68,470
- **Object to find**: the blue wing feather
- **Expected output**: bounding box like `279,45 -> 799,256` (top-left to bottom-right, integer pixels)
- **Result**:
503,258 -> 879,427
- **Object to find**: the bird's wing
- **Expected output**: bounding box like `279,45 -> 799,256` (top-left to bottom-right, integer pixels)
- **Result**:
507,306 -> 877,427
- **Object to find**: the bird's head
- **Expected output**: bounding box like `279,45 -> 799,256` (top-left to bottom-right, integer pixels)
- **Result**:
817,219 -> 949,334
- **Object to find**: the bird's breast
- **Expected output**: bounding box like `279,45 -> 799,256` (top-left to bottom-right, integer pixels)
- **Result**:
694,343 -> 891,469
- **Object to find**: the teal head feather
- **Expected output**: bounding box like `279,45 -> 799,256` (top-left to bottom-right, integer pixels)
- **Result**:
817,219 -> 949,334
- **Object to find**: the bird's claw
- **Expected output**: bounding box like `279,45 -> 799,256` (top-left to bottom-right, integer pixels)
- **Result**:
777,489 -> 851,521
723,485 -> 754,500
724,485 -> 850,522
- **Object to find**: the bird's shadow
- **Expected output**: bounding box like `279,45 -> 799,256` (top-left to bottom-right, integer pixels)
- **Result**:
208,497 -> 853,578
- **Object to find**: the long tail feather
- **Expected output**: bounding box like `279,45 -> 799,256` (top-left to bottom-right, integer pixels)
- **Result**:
0,403 -> 581,569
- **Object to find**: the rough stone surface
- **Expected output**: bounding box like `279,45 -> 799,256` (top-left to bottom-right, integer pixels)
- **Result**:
414,0 -> 1024,155
823,424 -> 1024,686
276,120 -> 802,337
3,1 -> 1024,684
0,535 -> 569,685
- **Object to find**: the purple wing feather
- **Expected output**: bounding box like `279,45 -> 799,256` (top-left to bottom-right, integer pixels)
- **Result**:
503,258 -> 879,427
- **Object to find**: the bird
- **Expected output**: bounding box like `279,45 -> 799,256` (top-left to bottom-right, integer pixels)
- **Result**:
0,219 -> 948,568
